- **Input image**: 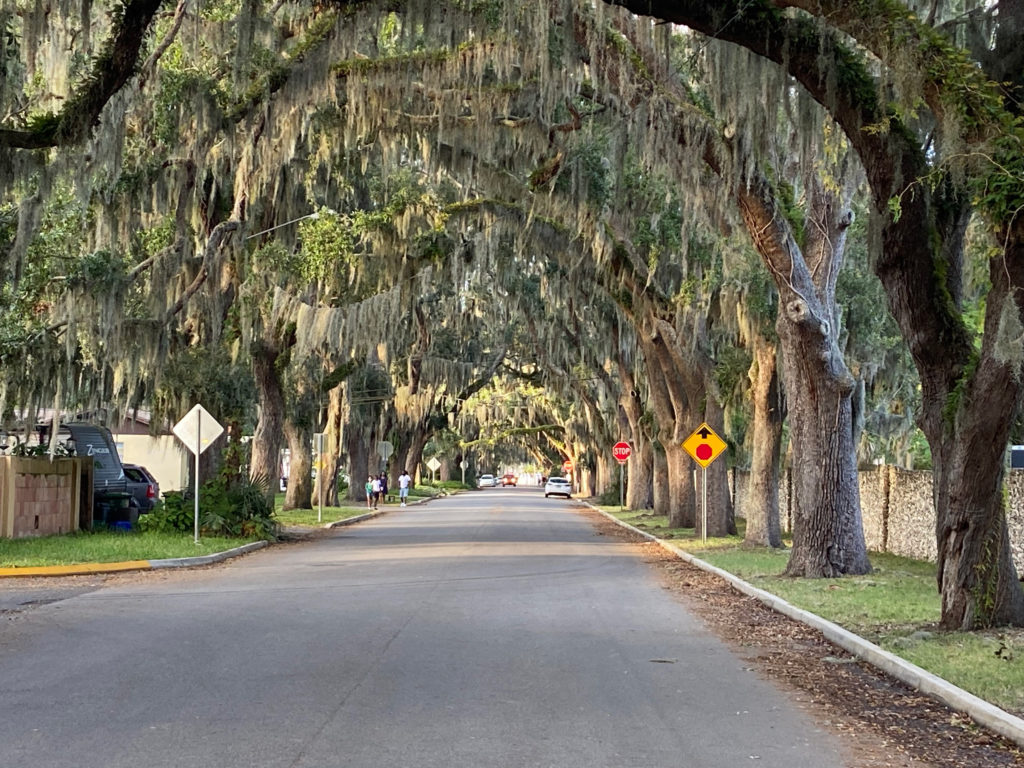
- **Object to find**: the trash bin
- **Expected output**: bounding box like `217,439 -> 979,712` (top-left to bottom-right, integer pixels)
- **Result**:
94,491 -> 134,529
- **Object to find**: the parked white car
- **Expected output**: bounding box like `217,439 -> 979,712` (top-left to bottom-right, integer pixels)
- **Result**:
544,477 -> 572,498
478,474 -> 497,488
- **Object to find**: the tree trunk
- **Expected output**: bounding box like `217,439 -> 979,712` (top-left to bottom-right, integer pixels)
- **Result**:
744,338 -> 784,548
777,296 -> 869,576
627,440 -> 653,510
406,428 -> 429,487
345,428 -> 371,504
581,465 -> 596,497
927,263 -> 1024,628
250,342 -> 285,500
702,399 -> 734,537
735,174 -> 870,577
665,445 -> 694,528
641,332 -> 688,523
615,327 -> 652,510
283,419 -> 312,510
313,385 -> 343,507
596,453 -> 612,498
652,442 -> 669,515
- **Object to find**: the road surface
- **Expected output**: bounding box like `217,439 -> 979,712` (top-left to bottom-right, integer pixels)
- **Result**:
0,488 -> 850,767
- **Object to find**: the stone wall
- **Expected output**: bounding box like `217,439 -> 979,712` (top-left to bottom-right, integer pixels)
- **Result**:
731,465 -> 1024,572
886,467 -> 938,563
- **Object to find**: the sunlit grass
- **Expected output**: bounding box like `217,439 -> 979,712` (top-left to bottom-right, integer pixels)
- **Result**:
600,505 -> 1024,716
273,505 -> 374,527
273,487 -> 439,527
0,531 -> 258,567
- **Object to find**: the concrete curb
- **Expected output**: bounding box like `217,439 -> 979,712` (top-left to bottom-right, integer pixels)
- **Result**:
0,541 -> 270,578
312,494 -> 436,530
149,540 -> 270,569
587,504 -> 1024,749
0,560 -> 153,578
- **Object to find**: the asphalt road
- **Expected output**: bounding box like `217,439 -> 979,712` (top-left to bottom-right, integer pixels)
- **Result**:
0,489 -> 850,768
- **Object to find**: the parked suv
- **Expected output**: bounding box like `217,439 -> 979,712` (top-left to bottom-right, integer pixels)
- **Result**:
123,463 -> 160,513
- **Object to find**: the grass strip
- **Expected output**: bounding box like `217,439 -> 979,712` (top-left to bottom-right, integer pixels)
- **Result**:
598,506 -> 1024,717
273,487 -> 440,527
0,531 -> 260,567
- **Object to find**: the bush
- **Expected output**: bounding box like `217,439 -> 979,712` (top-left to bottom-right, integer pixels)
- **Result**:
597,475 -> 623,506
423,480 -> 470,491
137,476 -> 278,540
136,493 -> 193,534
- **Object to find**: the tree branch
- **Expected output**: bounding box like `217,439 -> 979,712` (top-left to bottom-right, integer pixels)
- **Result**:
0,0 -> 164,150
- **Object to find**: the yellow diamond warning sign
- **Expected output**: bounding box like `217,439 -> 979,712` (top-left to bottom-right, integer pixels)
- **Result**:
682,423 -> 727,468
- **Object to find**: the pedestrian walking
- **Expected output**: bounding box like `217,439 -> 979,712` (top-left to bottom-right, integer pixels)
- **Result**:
371,475 -> 382,509
365,476 -> 374,509
379,472 -> 389,505
398,469 -> 411,506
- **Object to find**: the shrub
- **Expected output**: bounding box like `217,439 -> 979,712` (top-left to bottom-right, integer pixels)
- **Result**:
138,476 -> 278,540
424,480 -> 470,491
137,493 -> 193,534
597,475 -> 623,506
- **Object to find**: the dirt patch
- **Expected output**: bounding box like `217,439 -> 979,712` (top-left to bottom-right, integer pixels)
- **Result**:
585,508 -> 1024,768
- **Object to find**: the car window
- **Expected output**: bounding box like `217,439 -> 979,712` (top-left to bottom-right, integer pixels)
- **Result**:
123,467 -> 145,482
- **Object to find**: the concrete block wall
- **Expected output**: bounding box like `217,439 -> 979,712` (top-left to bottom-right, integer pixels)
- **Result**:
0,457 -> 83,538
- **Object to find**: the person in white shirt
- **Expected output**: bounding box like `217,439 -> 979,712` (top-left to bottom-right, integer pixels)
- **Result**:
398,470 -> 411,506
371,476 -> 382,509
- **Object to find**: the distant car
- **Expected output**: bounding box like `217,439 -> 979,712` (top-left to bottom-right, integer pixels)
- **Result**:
123,463 -> 160,513
478,474 -> 497,488
501,473 -> 517,487
544,477 -> 572,499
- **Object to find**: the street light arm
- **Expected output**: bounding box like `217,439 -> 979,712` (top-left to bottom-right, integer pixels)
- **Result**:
245,208 -> 336,240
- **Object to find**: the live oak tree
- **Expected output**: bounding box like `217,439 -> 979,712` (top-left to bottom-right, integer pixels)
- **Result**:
607,0 -> 1024,627
4,0 -> 1023,627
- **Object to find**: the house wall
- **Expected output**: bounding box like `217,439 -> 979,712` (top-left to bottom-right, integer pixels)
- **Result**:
112,434 -> 188,492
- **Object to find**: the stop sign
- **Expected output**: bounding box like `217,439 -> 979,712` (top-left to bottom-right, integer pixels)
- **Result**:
562,460 -> 573,472
612,441 -> 632,463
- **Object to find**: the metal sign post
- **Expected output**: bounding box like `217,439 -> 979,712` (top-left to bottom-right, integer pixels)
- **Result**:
316,432 -> 325,523
172,404 -> 225,545
681,423 -> 727,545
194,414 -> 201,545
619,462 -> 625,511
612,441 -> 631,512
701,467 -> 708,546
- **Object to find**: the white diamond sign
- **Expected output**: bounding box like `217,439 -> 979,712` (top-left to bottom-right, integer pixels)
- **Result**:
426,457 -> 441,472
173,404 -> 225,455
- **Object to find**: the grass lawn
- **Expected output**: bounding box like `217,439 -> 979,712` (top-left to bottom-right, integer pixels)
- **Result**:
0,530 -> 259,567
273,486 -> 440,527
598,505 -> 1024,717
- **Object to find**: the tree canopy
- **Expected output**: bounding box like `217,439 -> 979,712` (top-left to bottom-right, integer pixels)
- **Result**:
2,0 -> 1023,629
